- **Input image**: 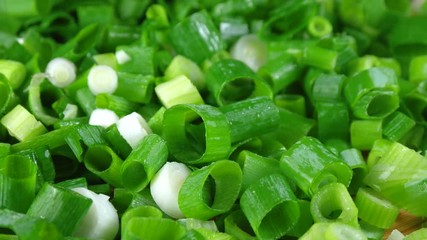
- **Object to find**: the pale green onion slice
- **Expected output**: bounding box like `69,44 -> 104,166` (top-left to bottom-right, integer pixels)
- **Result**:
116,112 -> 152,149
164,55 -> 205,90
88,65 -> 118,95
72,187 -> 119,240
62,104 -> 79,120
45,58 -> 77,88
89,108 -> 119,128
115,50 -> 131,65
387,229 -> 405,240
150,162 -> 191,219
230,34 -> 267,71
155,75 -> 204,108
1,104 -> 47,141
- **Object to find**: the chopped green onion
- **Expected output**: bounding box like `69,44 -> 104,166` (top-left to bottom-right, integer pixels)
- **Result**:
350,120 -> 382,150
2,1 -> 427,239
155,75 -> 204,108
45,58 -> 77,88
163,104 -> 231,164
83,145 -> 123,188
27,183 -> 92,236
230,34 -> 267,71
1,104 -> 47,142
302,45 -> 338,71
121,205 -> 163,237
164,55 -> 205,90
88,108 -> 119,128
178,160 -> 242,220
387,229 -> 405,240
123,217 -> 187,240
115,46 -> 154,76
219,97 -> 280,143
115,72 -> 154,104
307,16 -> 333,38
319,35 -> 358,73
15,145 -> 56,190
205,59 -> 273,106
171,11 -> 225,64
10,126 -> 74,153
0,154 -> 37,213
258,54 -> 303,94
0,73 -> 18,117
310,182 -> 358,227
54,24 -> 103,63
344,67 -> 399,119
382,111 -> 415,141
87,65 -> 118,95
121,134 -> 168,192
355,187 -> 399,229
237,150 -> 282,195
316,101 -> 350,141
128,188 -> 158,209
0,59 -> 26,89
311,73 -> 346,103
280,136 -> 353,197
0,209 -> 63,240
346,55 -> 381,76
64,124 -> 108,162
364,142 -> 427,216
28,74 -> 62,125
219,16 -> 250,43
240,174 -> 300,239
150,162 -> 191,219
71,187 -> 119,240
366,138 -> 393,169
116,112 -> 151,149
75,88 -> 96,115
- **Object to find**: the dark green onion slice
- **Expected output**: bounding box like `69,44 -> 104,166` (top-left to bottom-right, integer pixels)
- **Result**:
205,59 -> 272,106
280,136 -> 353,197
178,160 -> 242,220
121,134 -> 168,192
27,183 -> 92,236
163,104 -> 231,164
240,174 -> 299,239
0,154 -> 37,213
219,97 -> 280,143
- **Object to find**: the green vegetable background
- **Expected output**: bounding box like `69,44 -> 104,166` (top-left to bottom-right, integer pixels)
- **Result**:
1,0 -> 427,239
